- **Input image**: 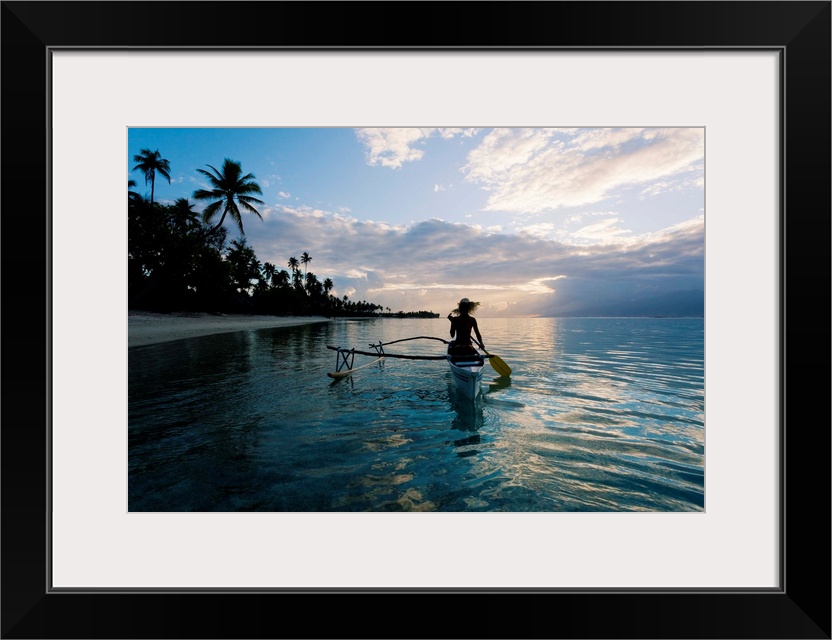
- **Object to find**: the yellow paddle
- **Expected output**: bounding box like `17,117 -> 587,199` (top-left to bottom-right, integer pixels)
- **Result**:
473,338 -> 512,377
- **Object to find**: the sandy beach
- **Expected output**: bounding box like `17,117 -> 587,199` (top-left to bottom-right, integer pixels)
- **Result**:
128,311 -> 331,347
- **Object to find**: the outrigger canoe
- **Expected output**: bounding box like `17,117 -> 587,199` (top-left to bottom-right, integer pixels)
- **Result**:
326,336 -> 510,400
446,346 -> 486,399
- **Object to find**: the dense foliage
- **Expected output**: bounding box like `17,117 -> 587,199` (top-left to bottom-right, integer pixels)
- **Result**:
128,155 -> 437,318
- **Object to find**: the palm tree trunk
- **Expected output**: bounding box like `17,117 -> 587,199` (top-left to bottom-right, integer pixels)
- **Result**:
211,211 -> 228,232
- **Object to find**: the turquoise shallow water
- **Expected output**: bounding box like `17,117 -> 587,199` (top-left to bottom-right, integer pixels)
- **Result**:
128,317 -> 704,512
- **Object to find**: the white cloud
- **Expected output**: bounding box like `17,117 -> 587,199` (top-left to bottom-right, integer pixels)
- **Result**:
517,223 -> 556,239
355,127 -> 482,169
569,218 -> 632,245
462,127 -> 704,212
436,128 -> 480,139
469,223 -> 503,235
565,210 -> 615,225
640,171 -> 704,198
464,128 -> 554,183
277,191 -> 291,199
354,128 -> 433,169
245,203 -> 703,316
280,204 -> 327,219
638,214 -> 704,243
571,128 -> 645,151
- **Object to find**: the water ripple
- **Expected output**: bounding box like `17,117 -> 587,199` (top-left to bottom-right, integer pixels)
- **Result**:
129,317 -> 704,512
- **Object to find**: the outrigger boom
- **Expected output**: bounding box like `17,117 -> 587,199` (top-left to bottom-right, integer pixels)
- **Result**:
327,344 -> 381,380
326,336 -> 495,381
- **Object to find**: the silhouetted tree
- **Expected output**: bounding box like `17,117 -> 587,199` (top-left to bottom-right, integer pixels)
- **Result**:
193,158 -> 265,235
132,148 -> 171,205
226,238 -> 261,295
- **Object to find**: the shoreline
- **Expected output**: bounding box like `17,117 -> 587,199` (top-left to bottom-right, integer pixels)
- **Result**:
128,311 -> 331,348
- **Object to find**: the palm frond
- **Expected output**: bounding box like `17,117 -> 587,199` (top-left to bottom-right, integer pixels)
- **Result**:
157,164 -> 173,184
237,196 -> 265,214
221,158 -> 242,181
200,200 -> 222,222
192,188 -> 221,201
195,166 -> 223,188
238,181 -> 263,193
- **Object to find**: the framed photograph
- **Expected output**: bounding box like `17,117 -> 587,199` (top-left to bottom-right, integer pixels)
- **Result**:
3,1 -> 829,638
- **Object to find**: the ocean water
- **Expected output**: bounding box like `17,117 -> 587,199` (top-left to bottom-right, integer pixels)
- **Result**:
128,317 -> 704,512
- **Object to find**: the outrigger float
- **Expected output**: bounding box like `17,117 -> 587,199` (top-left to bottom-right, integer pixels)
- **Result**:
326,336 -> 511,400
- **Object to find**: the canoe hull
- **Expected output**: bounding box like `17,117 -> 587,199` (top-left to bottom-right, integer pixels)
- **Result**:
447,348 -> 485,400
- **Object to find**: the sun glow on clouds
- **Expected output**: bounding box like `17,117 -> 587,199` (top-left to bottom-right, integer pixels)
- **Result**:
242,202 -> 702,316
365,282 -> 556,316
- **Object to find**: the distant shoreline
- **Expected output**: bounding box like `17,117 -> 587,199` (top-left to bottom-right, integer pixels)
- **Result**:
128,311 -> 702,348
128,311 -> 331,348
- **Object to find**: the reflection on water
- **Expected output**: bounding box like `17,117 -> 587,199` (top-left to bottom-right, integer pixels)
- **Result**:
129,317 -> 704,512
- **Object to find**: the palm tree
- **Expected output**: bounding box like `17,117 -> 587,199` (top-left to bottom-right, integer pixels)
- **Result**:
132,149 -> 171,205
128,178 -> 141,203
286,257 -> 303,290
226,238 -> 260,294
323,278 -> 333,295
262,261 -> 276,287
274,270 -> 290,288
192,158 -> 265,235
305,272 -> 321,297
170,197 -> 200,231
301,251 -> 312,276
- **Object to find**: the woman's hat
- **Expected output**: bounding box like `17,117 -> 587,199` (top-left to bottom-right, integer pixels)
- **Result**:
453,298 -> 480,314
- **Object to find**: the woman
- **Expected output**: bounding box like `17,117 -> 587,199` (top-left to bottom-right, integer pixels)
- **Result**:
447,298 -> 484,355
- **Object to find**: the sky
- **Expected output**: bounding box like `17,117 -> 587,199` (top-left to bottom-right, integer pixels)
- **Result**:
128,127 -> 704,317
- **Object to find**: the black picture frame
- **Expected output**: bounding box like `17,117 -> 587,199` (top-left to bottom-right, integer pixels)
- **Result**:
2,2 -> 829,638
